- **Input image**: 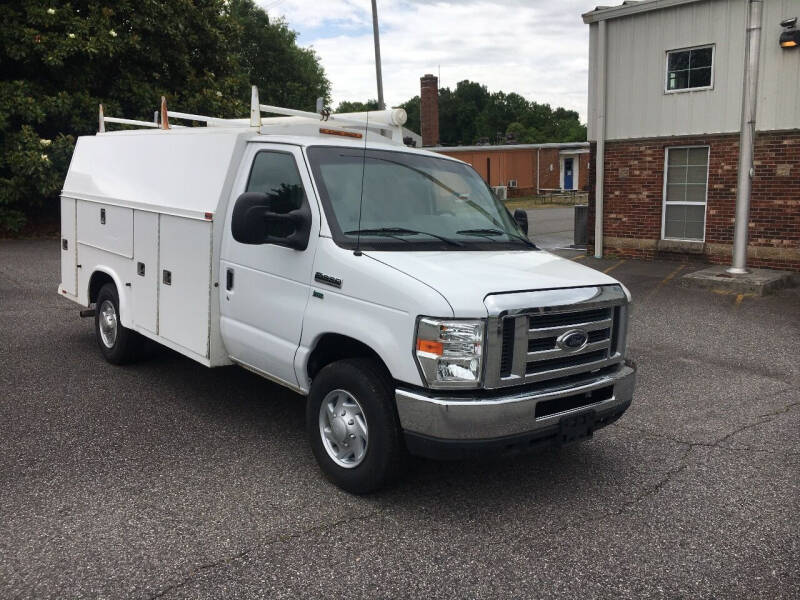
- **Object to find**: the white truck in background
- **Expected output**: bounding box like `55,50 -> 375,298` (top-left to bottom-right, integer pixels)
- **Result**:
58,90 -> 636,493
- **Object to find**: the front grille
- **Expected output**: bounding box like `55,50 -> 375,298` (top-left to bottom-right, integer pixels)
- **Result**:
484,286 -> 627,389
526,349 -> 608,375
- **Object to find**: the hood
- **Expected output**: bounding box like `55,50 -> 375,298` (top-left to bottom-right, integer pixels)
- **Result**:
364,249 -> 621,316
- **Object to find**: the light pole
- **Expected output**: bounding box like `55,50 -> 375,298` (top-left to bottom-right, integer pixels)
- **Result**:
371,0 -> 385,110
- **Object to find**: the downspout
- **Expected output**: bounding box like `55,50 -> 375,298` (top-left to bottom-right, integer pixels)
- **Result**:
536,148 -> 540,194
594,19 -> 607,259
728,0 -> 763,274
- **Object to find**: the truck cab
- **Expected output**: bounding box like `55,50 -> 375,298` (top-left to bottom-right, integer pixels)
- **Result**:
59,93 -> 635,493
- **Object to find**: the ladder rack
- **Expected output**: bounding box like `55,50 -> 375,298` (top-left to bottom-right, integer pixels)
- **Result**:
97,86 -> 408,144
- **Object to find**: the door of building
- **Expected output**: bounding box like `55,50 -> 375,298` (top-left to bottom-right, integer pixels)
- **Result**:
564,158 -> 574,190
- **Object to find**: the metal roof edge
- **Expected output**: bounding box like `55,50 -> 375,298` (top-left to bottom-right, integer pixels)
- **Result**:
582,0 -> 704,24
428,142 -> 590,152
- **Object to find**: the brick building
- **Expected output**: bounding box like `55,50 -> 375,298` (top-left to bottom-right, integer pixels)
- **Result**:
418,74 -> 590,194
584,0 -> 800,270
431,143 -> 590,196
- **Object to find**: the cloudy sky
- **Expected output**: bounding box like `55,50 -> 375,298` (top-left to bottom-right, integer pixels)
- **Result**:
259,0 -> 605,122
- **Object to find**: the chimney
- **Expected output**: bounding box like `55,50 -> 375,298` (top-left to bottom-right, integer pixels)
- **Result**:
420,74 -> 439,147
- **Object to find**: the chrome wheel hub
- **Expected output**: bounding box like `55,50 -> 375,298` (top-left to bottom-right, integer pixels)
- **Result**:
98,299 -> 118,349
319,389 -> 368,469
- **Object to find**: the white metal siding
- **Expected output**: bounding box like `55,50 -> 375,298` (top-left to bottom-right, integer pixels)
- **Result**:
757,0 -> 800,131
588,0 -> 800,141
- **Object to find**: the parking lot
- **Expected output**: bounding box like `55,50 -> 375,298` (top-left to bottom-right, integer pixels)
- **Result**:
1,239 -> 798,599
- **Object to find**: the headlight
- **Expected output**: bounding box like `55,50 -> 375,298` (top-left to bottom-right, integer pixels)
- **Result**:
415,318 -> 485,388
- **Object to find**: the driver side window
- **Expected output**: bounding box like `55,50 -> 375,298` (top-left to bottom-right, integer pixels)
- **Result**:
246,151 -> 306,215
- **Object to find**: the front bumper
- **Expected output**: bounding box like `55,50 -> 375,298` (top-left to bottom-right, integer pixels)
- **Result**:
395,361 -> 635,460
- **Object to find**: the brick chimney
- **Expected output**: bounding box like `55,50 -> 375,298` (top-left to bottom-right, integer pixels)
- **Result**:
420,74 -> 439,147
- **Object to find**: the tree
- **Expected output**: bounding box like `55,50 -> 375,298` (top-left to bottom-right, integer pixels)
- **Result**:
396,80 -> 586,146
0,0 -> 330,232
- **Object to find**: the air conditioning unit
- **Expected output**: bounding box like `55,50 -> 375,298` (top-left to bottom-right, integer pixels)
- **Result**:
507,179 -> 518,188
492,185 -> 508,200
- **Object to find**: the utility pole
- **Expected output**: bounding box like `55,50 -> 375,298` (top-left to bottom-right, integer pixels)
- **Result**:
729,0 -> 763,274
371,0 -> 385,110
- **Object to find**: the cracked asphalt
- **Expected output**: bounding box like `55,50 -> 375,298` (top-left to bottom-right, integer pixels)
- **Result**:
1,239 -> 798,599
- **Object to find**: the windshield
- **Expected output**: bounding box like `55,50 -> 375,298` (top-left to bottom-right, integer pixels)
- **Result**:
306,146 -> 534,251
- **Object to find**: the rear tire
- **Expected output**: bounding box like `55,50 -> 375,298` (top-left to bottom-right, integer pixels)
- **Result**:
306,358 -> 405,494
94,283 -> 144,365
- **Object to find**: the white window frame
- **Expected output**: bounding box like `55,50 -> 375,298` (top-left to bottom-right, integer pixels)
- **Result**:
661,145 -> 710,243
664,44 -> 715,94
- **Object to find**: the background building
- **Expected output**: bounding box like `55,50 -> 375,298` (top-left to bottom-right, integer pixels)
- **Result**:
584,0 -> 800,271
431,143 -> 589,196
418,74 -> 590,195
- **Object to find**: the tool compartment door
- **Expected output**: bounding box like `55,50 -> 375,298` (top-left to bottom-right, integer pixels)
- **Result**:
158,215 -> 211,357
132,210 -> 159,334
60,198 -> 77,296
76,200 -> 133,257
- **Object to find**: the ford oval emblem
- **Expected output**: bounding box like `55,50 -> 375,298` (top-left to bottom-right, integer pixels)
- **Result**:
557,329 -> 589,351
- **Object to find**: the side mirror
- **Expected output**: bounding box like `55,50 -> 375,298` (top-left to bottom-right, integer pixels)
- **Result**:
231,191 -> 311,250
513,209 -> 529,236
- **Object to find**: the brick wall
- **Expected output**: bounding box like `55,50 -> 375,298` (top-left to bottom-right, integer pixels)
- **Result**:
420,74 -> 439,147
587,130 -> 800,271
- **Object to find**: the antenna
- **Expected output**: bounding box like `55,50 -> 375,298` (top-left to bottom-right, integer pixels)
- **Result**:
354,110 -> 370,257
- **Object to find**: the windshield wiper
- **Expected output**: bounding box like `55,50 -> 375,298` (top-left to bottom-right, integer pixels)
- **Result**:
456,228 -> 537,248
345,227 -> 464,247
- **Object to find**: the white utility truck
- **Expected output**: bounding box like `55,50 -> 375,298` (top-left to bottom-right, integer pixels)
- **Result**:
58,89 -> 635,493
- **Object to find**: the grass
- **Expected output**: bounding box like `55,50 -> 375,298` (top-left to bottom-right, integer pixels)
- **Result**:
504,193 -> 588,212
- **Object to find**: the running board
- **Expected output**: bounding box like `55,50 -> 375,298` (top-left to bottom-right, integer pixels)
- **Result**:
79,309 -> 95,318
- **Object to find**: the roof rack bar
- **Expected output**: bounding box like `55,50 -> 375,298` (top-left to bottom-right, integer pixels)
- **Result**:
103,116 -> 160,128
167,110 -> 247,127
259,103 -> 385,132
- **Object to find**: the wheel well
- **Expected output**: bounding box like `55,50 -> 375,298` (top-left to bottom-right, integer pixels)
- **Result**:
88,271 -> 114,304
307,334 -> 390,381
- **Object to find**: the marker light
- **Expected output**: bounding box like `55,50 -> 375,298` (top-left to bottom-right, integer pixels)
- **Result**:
415,318 -> 485,388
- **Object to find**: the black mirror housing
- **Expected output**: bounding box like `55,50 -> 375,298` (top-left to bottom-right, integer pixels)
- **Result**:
231,191 -> 311,250
513,208 -> 529,236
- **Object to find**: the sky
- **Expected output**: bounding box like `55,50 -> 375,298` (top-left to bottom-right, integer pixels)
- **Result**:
258,0 -> 606,122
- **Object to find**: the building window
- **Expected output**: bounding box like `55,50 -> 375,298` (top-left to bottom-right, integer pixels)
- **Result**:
663,146 -> 709,241
665,45 -> 713,92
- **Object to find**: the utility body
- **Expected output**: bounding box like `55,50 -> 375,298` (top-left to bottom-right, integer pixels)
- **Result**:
59,94 -> 636,492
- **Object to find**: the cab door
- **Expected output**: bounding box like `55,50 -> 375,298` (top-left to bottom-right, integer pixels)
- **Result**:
219,144 -> 319,387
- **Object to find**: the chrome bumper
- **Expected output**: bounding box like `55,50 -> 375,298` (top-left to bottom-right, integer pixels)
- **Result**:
395,363 -> 635,441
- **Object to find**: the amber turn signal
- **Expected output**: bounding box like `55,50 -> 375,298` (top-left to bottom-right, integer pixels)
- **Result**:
416,339 -> 444,355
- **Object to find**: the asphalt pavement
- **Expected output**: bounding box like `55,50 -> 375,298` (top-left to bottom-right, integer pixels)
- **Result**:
527,206 -> 575,249
1,239 -> 798,599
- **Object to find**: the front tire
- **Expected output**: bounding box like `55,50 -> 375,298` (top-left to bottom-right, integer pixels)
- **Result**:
306,358 -> 404,494
94,283 -> 143,365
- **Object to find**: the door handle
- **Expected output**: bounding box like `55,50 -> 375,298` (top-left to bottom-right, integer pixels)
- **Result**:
226,268 -> 234,291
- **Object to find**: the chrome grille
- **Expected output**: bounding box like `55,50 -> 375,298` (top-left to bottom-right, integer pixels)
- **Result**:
483,286 -> 628,389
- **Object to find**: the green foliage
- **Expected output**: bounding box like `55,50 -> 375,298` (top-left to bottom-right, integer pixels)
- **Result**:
0,0 -> 330,232
396,80 -> 586,146
334,100 -> 379,113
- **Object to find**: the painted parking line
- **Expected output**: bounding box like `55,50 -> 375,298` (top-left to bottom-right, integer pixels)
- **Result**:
603,260 -> 626,274
643,264 -> 685,301
571,254 -> 587,261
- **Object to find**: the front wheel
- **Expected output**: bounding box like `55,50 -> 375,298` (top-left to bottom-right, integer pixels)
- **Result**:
306,358 -> 405,494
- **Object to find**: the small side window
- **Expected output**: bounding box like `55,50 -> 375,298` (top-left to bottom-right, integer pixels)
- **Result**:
246,151 -> 306,215
666,45 -> 713,92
